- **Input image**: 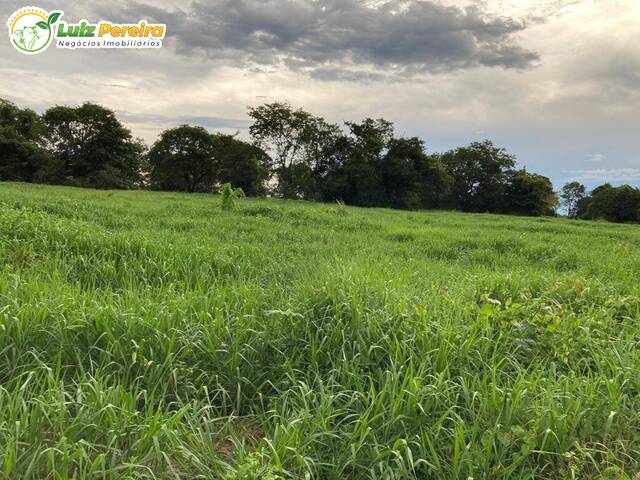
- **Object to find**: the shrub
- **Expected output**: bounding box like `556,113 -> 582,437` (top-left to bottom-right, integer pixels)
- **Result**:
220,183 -> 245,211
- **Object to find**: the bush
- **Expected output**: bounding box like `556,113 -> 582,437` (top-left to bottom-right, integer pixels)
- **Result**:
220,183 -> 245,211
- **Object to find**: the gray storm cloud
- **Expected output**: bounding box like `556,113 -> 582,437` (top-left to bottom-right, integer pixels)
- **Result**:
96,0 -> 538,78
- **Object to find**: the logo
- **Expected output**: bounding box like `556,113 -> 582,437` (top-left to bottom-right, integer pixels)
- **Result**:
7,6 -> 62,54
7,6 -> 166,54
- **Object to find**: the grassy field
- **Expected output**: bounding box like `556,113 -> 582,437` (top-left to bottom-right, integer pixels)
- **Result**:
0,182 -> 639,479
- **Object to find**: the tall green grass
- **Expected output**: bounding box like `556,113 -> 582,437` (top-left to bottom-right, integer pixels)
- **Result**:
1,182 -> 639,479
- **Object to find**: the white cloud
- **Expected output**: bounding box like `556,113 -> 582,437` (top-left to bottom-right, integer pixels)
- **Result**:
565,168 -> 640,182
587,153 -> 605,162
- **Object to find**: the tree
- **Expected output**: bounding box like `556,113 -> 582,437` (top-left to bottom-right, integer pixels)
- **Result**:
587,184 -> 640,223
248,102 -> 339,198
148,125 -> 218,193
42,103 -> 144,188
149,128 -> 271,195
380,137 -> 451,210
504,170 -> 558,216
315,133 -> 353,203
334,118 -> 394,206
560,181 -> 586,217
213,134 -> 270,196
276,163 -> 317,200
441,140 -> 516,212
575,183 -> 611,220
316,120 -> 451,210
0,98 -> 50,182
574,196 -> 593,219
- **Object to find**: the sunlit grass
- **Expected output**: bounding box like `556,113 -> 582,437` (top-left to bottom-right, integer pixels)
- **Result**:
1,182 -> 639,479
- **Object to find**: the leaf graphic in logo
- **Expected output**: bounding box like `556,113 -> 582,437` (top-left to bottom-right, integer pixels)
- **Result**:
36,21 -> 48,30
48,12 -> 61,25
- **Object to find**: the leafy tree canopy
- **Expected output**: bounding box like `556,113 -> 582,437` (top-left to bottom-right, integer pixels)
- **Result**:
504,170 -> 558,216
148,125 -> 218,193
587,184 -> 640,223
213,133 -> 271,197
42,103 -> 144,189
248,102 -> 339,198
441,140 -> 516,212
0,98 -> 49,182
148,127 -> 271,195
560,181 -> 587,218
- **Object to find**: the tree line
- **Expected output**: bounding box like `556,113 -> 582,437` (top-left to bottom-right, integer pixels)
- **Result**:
1,98 -> 638,222
561,182 -> 640,223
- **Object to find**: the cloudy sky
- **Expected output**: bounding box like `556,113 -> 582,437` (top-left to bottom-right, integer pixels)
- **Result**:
1,0 -> 639,188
